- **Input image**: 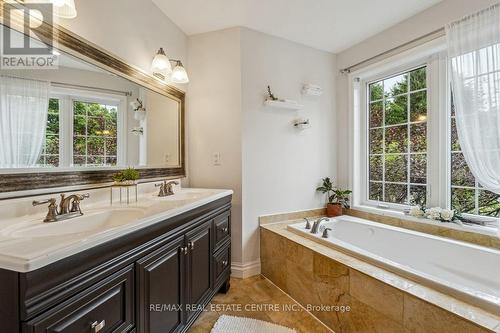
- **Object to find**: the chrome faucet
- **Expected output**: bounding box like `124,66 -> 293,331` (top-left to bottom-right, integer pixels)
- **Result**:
155,180 -> 179,197
33,193 -> 90,223
310,217 -> 329,234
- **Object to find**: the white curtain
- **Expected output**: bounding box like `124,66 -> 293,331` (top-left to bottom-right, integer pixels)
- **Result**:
0,76 -> 49,168
446,4 -> 500,194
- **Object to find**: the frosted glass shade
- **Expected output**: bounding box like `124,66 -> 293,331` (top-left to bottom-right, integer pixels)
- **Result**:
51,0 -> 77,19
171,61 -> 189,84
151,48 -> 172,78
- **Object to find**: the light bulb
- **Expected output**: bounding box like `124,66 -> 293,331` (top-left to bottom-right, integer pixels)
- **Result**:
29,9 -> 43,28
171,61 -> 189,84
51,0 -> 66,8
151,48 -> 172,78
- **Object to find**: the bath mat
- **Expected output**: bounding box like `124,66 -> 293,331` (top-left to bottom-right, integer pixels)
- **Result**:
210,315 -> 296,333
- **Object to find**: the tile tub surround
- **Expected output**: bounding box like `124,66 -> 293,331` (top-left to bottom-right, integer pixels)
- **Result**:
287,216 -> 500,314
260,222 -> 500,333
346,208 -> 500,250
259,208 -> 327,225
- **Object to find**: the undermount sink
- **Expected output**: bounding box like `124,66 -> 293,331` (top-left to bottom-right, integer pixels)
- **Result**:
143,200 -> 185,216
143,190 -> 217,215
154,190 -> 216,202
5,208 -> 145,239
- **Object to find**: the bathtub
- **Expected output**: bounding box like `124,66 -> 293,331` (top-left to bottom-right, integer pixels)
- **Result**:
287,215 -> 500,315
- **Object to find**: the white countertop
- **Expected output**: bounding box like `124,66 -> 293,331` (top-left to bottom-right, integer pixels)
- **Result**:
0,188 -> 233,273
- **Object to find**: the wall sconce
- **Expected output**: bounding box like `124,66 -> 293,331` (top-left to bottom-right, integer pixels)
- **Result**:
151,48 -> 189,84
50,0 -> 77,19
131,127 -> 144,136
171,60 -> 189,84
130,98 -> 146,121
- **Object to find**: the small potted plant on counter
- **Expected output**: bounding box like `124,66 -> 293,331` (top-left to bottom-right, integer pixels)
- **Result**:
112,167 -> 140,185
316,177 -> 352,217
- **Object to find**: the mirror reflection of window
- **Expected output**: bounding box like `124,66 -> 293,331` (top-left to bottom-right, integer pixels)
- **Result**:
72,100 -> 118,167
0,25 -> 181,171
38,98 -> 60,167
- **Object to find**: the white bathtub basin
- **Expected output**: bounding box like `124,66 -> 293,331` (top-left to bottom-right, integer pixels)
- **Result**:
288,216 -> 500,314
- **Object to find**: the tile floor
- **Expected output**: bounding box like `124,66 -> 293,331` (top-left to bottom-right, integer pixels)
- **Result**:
187,275 -> 333,333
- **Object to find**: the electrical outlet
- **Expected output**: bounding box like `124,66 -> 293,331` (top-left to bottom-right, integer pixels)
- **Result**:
164,153 -> 170,163
213,152 -> 221,166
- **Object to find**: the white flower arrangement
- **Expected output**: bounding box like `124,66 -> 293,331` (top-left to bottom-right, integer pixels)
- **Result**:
425,207 -> 443,220
440,209 -> 455,221
409,206 -> 425,217
408,205 -> 456,223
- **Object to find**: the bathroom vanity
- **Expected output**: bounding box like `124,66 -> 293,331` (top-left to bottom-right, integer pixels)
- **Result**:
0,189 -> 232,333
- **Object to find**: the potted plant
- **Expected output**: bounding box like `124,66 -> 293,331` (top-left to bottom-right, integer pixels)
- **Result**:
316,177 -> 352,217
112,167 -> 140,185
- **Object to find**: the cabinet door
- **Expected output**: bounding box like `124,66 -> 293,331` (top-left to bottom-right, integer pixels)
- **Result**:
23,265 -> 134,333
136,236 -> 185,333
185,221 -> 213,322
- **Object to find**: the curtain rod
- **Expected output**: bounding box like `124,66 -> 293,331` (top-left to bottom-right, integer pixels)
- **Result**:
1,75 -> 133,96
51,82 -> 133,97
340,27 -> 445,75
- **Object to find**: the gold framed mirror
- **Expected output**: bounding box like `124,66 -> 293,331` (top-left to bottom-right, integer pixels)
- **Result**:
0,1 -> 185,196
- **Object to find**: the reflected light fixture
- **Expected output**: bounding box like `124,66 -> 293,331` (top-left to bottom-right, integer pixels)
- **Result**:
50,0 -> 77,19
151,48 -> 189,84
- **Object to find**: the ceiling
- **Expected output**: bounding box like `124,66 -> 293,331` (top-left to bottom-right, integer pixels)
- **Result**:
152,0 -> 442,53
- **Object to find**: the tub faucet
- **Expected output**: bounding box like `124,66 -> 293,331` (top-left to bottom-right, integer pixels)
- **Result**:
303,217 -> 312,230
311,217 -> 329,234
322,228 -> 332,238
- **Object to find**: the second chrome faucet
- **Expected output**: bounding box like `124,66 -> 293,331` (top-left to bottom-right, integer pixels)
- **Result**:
155,180 -> 179,197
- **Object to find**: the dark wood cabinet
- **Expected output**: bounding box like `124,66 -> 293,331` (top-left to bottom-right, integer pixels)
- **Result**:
213,211 -> 230,251
0,195 -> 232,333
23,265 -> 135,333
185,222 -> 213,323
136,236 -> 185,333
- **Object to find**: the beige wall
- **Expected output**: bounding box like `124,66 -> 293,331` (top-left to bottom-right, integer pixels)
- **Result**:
240,28 -> 336,266
335,0 -> 498,188
187,28 -> 244,263
187,27 -> 336,274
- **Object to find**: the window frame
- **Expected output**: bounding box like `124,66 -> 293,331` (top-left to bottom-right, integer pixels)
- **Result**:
350,40 -> 500,225
358,59 -> 436,211
44,86 -> 127,169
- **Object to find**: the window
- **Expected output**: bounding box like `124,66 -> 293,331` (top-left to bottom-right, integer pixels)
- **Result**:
367,67 -> 428,207
450,96 -> 500,217
38,98 -> 60,167
73,100 -> 118,167
36,88 -> 124,169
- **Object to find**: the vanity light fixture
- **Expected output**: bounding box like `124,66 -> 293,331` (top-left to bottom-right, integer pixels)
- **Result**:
50,0 -> 77,19
151,48 -> 189,84
151,48 -> 172,80
171,60 -> 189,84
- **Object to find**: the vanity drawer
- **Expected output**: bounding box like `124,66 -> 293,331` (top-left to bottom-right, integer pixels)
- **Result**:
23,265 -> 134,333
213,242 -> 230,285
213,212 -> 230,250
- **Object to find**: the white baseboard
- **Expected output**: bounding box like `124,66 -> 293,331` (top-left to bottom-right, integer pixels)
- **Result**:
231,260 -> 261,279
